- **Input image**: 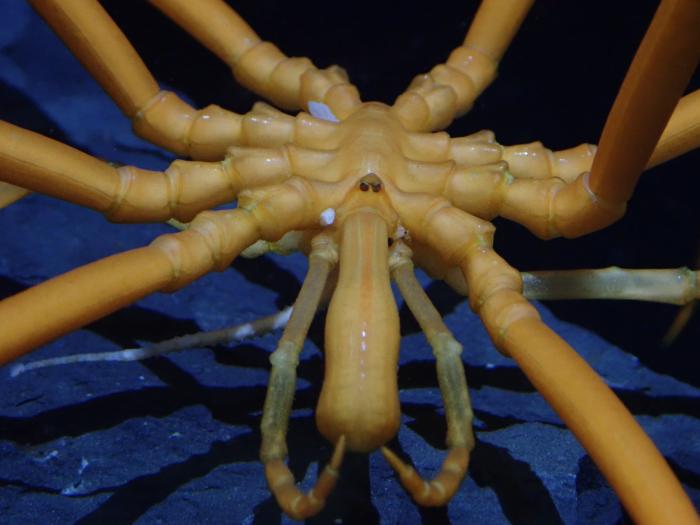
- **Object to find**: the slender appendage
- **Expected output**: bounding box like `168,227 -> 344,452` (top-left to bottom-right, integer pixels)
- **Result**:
522,267 -> 699,305
662,248 -> 700,345
589,0 -> 700,205
9,307 -> 293,378
411,241 -> 700,305
0,209 -> 261,365
260,236 -> 344,519
448,131 -> 596,182
392,0 -> 534,131
502,317 -> 700,525
265,436 -> 346,521
28,0 -> 247,159
0,182 -> 30,208
0,121 -> 295,223
385,243 -> 474,505
149,0 -> 361,117
649,89 -> 700,168
662,302 -> 697,346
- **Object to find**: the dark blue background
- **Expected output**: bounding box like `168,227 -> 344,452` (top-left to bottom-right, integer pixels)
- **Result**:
0,2 -> 698,524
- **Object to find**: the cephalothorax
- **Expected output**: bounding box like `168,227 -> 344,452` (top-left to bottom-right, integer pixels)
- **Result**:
0,0 -> 699,523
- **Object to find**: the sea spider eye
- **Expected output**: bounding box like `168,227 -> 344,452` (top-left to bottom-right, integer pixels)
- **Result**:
358,173 -> 383,193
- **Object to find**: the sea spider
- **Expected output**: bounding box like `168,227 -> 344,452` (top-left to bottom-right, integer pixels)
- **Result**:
1,0 -> 700,520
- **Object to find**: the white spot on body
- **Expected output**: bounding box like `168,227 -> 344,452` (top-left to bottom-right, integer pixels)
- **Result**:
308,101 -> 339,122
320,208 -> 336,226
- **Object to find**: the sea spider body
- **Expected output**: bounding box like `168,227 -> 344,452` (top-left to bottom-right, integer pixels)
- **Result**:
0,0 -> 699,523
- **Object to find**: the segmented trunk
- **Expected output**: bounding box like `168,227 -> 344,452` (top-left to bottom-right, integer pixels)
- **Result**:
316,210 -> 401,452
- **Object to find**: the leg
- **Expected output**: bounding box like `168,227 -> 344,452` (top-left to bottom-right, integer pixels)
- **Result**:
382,242 -> 473,506
9,306 -> 293,377
588,0 -> 700,205
0,120 -> 291,222
0,181 -> 30,209
259,235 -> 345,519
149,0 -> 362,118
30,0 -> 242,159
443,110 -> 700,240
449,131 -> 596,183
410,240 -> 700,306
0,208 -> 260,365
649,88 -> 700,168
392,0 -> 534,131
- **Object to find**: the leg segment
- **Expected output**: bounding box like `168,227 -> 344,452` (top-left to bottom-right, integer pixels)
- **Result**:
9,307 -> 293,377
411,246 -> 700,307
449,131 -> 596,183
0,182 -> 30,209
149,0 -> 361,118
392,0 -> 534,132
260,235 -> 345,519
29,0 -> 242,159
649,88 -> 700,168
382,242 -> 474,506
0,120 -> 291,223
444,164 -> 625,239
589,0 -> 700,204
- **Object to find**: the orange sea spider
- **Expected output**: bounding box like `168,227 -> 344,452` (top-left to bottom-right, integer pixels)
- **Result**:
0,1 -> 699,523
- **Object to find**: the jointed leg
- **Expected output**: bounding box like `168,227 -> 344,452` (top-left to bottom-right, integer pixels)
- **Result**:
260,235 -> 345,520
588,0 -> 700,206
392,0 -> 534,131
9,306 -> 293,378
29,0 -> 242,159
149,0 -> 362,118
410,240 -> 700,306
0,120 -> 291,223
648,88 -> 700,168
0,208 -> 260,366
382,242 -> 473,506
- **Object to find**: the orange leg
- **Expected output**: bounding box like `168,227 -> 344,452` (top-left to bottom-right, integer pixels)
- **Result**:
0,208 -> 259,365
0,181 -> 30,209
588,0 -> 700,206
29,0 -> 243,159
0,120 -> 291,223
149,0 -> 362,118
392,0 -> 534,131
649,88 -> 700,168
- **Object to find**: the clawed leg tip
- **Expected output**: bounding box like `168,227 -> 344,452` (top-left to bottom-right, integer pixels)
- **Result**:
381,445 -> 470,507
266,435 -> 348,520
